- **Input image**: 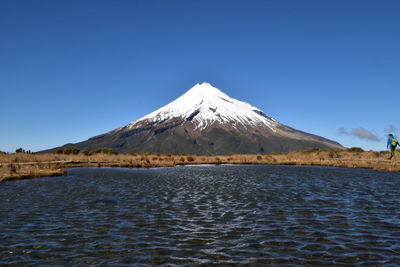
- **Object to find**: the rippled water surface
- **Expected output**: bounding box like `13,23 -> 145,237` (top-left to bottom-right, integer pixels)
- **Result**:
1,165 -> 400,265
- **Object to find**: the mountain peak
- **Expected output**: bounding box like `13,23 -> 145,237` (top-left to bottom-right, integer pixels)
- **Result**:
197,82 -> 213,87
130,83 -> 277,131
183,82 -> 227,98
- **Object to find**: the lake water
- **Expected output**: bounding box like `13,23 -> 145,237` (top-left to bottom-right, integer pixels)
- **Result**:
1,165 -> 400,265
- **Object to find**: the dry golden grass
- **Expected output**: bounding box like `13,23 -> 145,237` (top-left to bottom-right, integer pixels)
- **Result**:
1,150 -> 399,182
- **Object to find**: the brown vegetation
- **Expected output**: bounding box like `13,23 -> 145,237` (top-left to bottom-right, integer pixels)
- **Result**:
0,149 -> 399,183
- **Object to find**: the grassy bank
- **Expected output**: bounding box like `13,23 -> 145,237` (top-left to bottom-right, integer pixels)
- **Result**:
1,149 -> 399,183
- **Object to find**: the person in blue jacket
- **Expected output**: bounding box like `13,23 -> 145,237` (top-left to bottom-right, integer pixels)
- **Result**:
387,134 -> 399,160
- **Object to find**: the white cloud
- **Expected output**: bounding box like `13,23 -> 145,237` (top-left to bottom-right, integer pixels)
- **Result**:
338,127 -> 381,142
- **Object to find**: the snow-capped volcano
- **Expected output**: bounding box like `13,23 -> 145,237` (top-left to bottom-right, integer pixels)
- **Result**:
129,82 -> 277,132
52,82 -> 343,155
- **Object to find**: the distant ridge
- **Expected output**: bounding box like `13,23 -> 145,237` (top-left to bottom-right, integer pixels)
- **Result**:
49,82 -> 343,155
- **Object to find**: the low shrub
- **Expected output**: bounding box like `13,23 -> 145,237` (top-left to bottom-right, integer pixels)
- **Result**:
347,147 -> 364,153
15,148 -> 26,153
63,147 -> 80,155
89,148 -> 117,155
54,149 -> 64,154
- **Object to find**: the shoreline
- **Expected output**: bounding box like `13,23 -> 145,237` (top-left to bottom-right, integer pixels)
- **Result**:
1,150 -> 399,183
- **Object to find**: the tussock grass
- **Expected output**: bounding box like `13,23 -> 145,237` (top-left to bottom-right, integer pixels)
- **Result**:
1,150 -> 399,182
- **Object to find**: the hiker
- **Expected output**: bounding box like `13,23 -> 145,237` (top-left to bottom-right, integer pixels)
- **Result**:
387,134 -> 399,160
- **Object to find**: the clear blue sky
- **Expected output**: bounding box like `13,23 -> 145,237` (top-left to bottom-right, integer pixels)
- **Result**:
1,0 -> 399,152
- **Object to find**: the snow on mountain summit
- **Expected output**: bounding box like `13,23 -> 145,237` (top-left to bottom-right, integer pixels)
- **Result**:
129,82 -> 277,131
